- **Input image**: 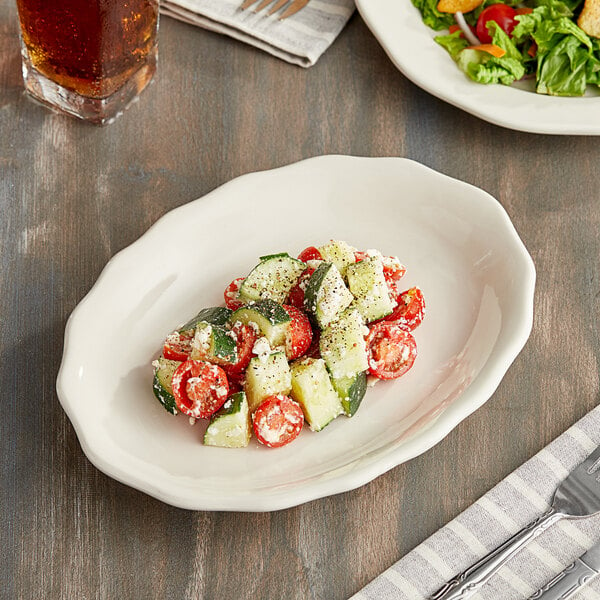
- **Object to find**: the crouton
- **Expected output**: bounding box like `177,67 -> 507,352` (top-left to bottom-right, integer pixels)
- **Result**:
437,0 -> 482,14
578,0 -> 600,37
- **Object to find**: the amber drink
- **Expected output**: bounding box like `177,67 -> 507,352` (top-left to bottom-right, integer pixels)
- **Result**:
16,0 -> 159,124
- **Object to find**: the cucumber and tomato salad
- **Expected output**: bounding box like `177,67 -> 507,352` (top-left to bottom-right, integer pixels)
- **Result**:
151,240 -> 426,450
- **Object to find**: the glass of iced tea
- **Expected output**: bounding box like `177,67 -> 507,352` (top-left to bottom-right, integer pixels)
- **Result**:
16,0 -> 160,124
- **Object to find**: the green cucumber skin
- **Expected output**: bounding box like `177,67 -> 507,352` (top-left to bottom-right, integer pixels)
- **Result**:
333,371 -> 367,417
231,299 -> 291,327
209,325 -> 238,363
259,252 -> 291,261
211,391 -> 246,417
152,368 -> 178,415
303,262 -> 331,316
179,306 -> 233,331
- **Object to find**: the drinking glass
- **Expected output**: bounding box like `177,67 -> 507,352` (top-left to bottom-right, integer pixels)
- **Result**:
16,0 -> 160,124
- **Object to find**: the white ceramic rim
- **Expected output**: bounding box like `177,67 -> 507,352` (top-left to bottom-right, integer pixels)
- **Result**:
356,0 -> 600,135
56,155 -> 536,511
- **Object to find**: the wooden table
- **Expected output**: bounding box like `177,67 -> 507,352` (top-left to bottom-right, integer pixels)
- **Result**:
2,2 -> 599,598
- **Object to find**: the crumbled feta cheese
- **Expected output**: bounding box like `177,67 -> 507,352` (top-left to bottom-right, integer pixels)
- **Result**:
192,325 -> 212,351
252,337 -> 271,361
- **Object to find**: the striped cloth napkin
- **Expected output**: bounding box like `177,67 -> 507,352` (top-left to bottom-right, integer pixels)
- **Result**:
160,0 -> 356,67
352,405 -> 600,600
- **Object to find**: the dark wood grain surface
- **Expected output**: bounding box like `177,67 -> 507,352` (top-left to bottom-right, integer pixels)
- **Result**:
2,1 -> 600,598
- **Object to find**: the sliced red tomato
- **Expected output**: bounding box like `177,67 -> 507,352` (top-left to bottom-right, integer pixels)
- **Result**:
163,329 -> 194,361
366,322 -> 417,380
252,395 -> 304,448
224,277 -> 245,310
171,360 -> 229,419
382,256 -> 406,282
297,246 -> 322,262
223,322 -> 257,378
354,250 -> 368,262
226,370 -> 245,395
282,305 -> 313,360
476,4 -> 517,44
384,287 -> 425,331
286,267 -> 315,310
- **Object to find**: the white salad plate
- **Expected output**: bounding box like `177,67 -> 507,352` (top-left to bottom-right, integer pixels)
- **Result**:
356,0 -> 600,135
57,155 -> 535,511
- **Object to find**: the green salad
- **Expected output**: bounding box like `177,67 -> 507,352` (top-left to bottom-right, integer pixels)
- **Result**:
413,0 -> 600,95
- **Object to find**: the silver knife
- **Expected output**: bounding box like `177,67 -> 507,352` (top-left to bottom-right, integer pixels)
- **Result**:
529,542 -> 600,600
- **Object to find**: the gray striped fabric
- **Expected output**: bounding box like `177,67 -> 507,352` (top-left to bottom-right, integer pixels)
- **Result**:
352,406 -> 600,600
160,0 -> 356,67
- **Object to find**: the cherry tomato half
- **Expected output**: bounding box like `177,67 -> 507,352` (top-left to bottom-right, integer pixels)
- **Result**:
384,287 -> 426,331
286,267 -> 315,311
283,305 -> 313,360
223,322 -> 257,378
163,329 -> 194,361
297,246 -> 323,262
171,360 -> 229,419
252,395 -> 304,448
366,322 -> 417,380
382,256 -> 406,282
476,4 -> 517,44
224,277 -> 245,310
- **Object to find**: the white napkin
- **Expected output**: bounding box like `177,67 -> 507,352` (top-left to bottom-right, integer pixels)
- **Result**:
160,0 -> 356,67
352,405 -> 600,600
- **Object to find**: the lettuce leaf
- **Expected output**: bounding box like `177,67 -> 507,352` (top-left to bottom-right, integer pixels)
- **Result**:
435,30 -> 469,59
536,33 -> 591,94
513,4 -> 593,95
437,22 -> 525,85
411,0 -> 454,30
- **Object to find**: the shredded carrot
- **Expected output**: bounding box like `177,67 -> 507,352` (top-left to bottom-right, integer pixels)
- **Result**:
467,43 -> 507,58
515,7 -> 533,14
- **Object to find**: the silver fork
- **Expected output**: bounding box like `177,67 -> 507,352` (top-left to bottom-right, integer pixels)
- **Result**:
431,442 -> 600,600
239,0 -> 310,20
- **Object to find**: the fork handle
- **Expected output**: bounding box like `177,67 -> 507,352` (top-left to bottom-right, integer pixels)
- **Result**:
430,508 -> 563,600
528,557 -> 599,600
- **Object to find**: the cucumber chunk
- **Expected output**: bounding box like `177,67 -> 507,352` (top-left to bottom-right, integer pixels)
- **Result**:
179,306 -> 232,331
331,371 -> 367,417
230,299 -> 291,347
304,263 -> 354,329
189,322 -> 238,364
239,255 -> 305,304
320,308 -> 369,380
318,240 -> 357,277
346,256 -> 395,323
245,351 -> 292,412
290,358 -> 343,431
152,357 -> 181,415
204,392 -> 251,448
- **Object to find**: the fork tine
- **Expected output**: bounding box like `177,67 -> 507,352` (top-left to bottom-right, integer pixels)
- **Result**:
278,0 -> 310,19
254,0 -> 275,11
240,0 -> 258,9
267,0 -> 289,15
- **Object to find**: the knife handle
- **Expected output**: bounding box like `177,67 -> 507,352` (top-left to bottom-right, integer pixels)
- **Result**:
528,558 -> 599,600
430,509 -> 563,600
